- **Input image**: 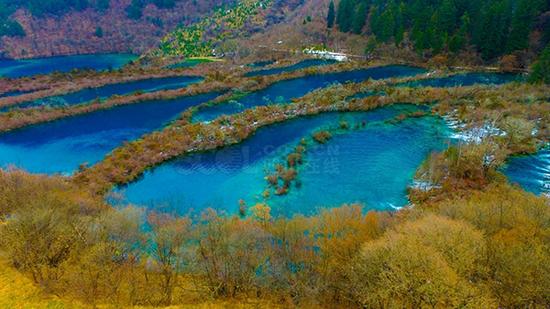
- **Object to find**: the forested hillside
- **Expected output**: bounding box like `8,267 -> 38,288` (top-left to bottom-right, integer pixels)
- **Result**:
145,0 -> 309,59
145,0 -> 549,68
333,0 -> 550,62
0,0 -> 235,58
4,0 -> 548,63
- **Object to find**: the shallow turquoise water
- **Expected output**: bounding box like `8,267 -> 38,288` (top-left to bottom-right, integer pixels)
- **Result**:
0,92 -> 220,175
0,54 -> 137,78
503,147 -> 550,196
4,76 -> 203,111
245,59 -> 338,77
114,104 -> 452,216
193,65 -> 426,122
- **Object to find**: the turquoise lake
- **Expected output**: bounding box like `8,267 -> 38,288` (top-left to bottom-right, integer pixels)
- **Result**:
0,63 -> 537,218
193,65 -> 426,122
0,92 -> 220,175
245,59 -> 338,77
503,147 -> 550,196
3,75 -> 203,111
0,66 -> 421,176
113,104 -> 453,216
0,54 -> 137,78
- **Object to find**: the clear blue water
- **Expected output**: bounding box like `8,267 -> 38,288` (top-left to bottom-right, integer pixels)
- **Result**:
503,147 -> 550,196
0,92 -> 220,175
0,89 -> 34,98
245,59 -> 339,77
193,65 -> 426,122
114,104 -> 452,216
401,72 -> 520,87
4,76 -> 203,111
0,54 -> 137,79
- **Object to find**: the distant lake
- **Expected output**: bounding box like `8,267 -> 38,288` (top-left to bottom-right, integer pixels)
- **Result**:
0,54 -> 137,78
193,69 -> 519,123
0,92 -> 220,175
4,76 -> 203,111
194,65 -> 426,122
245,59 -> 338,77
0,89 -> 34,99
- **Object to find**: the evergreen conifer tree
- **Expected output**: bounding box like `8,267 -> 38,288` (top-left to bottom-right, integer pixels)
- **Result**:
327,0 -> 335,28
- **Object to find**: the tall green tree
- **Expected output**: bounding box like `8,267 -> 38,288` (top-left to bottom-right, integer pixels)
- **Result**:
410,8 -> 432,51
506,0 -> 542,52
94,0 -> 110,12
543,21 -> 550,47
351,1 -> 368,34
336,0 -> 546,60
152,0 -> 176,9
448,13 -> 470,53
437,0 -> 458,34
337,0 -> 354,32
473,0 -> 512,60
529,45 -> 550,84
0,19 -> 25,37
126,0 -> 144,19
327,0 -> 335,29
394,3 -> 405,46
371,5 -> 396,43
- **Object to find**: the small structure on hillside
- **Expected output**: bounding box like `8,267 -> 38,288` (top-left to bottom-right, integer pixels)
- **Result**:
303,48 -> 348,61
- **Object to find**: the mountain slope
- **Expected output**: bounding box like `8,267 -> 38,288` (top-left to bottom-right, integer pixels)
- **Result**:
0,0 -> 235,59
145,0 -> 333,60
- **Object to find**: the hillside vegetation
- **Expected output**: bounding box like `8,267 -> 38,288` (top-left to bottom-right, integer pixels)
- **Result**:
0,0 -> 111,38
333,0 -> 550,65
0,167 -> 548,307
147,0 -> 273,58
143,0 -> 550,68
0,0 -> 234,58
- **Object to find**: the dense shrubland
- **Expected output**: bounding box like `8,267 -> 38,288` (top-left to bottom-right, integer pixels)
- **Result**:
1,167 -> 549,307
